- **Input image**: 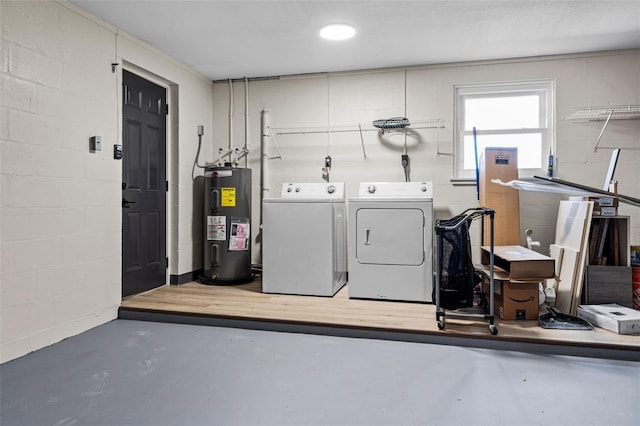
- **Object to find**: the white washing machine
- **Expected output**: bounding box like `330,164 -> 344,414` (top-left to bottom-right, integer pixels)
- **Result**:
348,181 -> 434,302
262,182 -> 347,296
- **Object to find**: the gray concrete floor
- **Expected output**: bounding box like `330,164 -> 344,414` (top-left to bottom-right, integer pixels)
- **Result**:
1,320 -> 638,426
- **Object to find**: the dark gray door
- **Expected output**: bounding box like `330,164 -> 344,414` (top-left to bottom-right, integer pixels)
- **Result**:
122,70 -> 167,297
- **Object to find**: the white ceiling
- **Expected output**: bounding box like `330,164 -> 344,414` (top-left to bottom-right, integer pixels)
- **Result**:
68,0 -> 640,81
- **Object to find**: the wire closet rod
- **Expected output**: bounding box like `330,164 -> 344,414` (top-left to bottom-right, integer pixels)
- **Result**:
270,119 -> 445,136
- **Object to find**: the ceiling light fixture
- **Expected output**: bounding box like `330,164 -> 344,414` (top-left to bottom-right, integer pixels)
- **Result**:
319,24 -> 356,41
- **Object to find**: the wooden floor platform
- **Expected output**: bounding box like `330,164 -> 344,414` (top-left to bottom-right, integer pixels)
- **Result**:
119,279 -> 640,361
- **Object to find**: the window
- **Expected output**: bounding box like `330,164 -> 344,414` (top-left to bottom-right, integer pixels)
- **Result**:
453,80 -> 554,182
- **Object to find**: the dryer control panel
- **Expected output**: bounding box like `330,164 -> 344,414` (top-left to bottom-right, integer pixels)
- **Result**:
357,181 -> 433,197
281,182 -> 345,199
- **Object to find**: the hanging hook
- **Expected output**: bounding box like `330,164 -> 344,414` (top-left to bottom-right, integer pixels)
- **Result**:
322,155 -> 332,182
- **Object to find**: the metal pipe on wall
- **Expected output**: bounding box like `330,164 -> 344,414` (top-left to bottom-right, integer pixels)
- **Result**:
260,109 -> 271,209
244,77 -> 249,168
228,78 -> 234,151
259,109 -> 271,265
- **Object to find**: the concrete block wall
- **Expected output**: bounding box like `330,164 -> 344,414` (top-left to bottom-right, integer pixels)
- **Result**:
1,0 -> 213,363
212,51 -> 640,265
1,0 -> 121,362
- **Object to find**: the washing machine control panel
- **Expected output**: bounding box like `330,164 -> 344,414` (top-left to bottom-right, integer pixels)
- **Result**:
358,181 -> 433,197
281,182 -> 345,199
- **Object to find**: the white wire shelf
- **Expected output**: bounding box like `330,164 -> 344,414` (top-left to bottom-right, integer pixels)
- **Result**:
565,105 -> 640,121
565,105 -> 640,152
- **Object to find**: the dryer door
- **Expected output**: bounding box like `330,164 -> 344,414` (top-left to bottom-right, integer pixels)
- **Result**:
355,208 -> 424,265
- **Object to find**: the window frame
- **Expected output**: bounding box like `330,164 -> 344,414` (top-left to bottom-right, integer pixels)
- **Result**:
453,79 -> 555,183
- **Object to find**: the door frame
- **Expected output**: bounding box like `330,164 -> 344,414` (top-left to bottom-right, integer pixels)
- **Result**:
121,61 -> 177,287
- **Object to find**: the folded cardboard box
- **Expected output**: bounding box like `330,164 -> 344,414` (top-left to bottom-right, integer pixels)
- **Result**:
481,245 -> 555,281
576,304 -> 640,335
478,265 -> 540,320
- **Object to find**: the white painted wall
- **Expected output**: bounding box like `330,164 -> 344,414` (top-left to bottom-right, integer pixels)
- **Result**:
0,0 -> 213,363
212,51 -> 640,266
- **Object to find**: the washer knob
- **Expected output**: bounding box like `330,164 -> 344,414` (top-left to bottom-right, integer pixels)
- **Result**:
367,185 -> 376,194
421,186 -> 427,192
286,186 -> 292,192
327,185 -> 336,194
295,187 -> 300,192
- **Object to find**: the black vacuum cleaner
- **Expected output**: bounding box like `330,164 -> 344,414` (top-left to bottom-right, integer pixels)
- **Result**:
539,306 -> 594,330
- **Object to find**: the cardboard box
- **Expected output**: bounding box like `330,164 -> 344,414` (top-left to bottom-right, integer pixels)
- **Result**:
571,196 -> 619,208
479,147 -> 520,246
570,196 -> 619,216
481,245 -> 555,280
478,265 -> 540,320
577,304 -> 640,334
593,206 -> 618,216
588,196 -> 619,208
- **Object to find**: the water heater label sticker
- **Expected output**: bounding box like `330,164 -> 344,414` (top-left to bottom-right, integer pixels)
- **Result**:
207,216 -> 226,241
229,222 -> 250,251
221,188 -> 236,206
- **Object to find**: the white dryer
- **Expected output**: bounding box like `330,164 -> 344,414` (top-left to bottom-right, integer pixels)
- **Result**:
348,182 -> 434,302
262,182 -> 347,296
